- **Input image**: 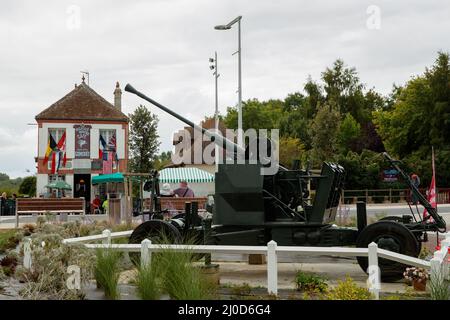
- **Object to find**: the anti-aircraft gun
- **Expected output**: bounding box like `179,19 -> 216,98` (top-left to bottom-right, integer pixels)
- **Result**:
125,84 -> 445,281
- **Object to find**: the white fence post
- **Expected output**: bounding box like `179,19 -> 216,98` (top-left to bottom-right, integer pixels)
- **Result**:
430,256 -> 444,291
141,239 -> 152,268
102,229 -> 111,245
267,240 -> 278,296
367,242 -> 380,300
443,232 -> 450,280
23,238 -> 32,270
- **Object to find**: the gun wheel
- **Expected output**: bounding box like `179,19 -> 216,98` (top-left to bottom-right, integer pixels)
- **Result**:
128,219 -> 181,266
356,220 -> 420,282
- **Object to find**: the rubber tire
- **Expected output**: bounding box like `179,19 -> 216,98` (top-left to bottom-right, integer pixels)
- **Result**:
128,219 -> 181,266
356,220 -> 420,282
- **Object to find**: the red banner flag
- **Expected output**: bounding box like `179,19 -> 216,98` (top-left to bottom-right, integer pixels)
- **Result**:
423,148 -> 437,222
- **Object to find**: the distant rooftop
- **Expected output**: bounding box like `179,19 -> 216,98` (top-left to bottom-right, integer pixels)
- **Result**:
35,81 -> 128,122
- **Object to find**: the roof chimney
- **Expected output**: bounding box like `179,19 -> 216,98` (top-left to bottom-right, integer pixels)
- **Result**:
114,81 -> 122,111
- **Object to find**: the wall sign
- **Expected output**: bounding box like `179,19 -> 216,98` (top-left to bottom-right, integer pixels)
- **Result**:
74,124 -> 91,159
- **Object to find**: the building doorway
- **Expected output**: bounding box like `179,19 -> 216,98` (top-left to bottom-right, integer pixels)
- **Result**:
74,174 -> 91,208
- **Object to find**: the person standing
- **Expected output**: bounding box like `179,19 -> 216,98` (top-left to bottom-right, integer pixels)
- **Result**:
173,181 -> 194,198
0,192 -> 7,216
411,173 -> 421,204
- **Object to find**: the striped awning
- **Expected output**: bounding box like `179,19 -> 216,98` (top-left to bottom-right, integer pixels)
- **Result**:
159,167 -> 214,183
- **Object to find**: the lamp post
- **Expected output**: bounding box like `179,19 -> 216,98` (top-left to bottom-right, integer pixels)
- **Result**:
215,16 -> 243,149
209,52 -> 220,171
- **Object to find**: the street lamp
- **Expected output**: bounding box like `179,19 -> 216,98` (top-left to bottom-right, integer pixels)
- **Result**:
215,16 -> 243,149
209,52 -> 220,171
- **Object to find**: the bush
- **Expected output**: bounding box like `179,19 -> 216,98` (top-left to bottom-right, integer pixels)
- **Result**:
325,277 -> 373,300
155,246 -> 216,300
94,249 -> 122,300
294,271 -> 328,293
135,263 -> 161,300
0,229 -> 22,253
0,251 -> 19,276
20,235 -> 94,300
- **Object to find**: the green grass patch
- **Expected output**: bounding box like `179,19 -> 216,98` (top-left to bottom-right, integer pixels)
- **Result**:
294,271 -> 328,293
94,249 -> 123,300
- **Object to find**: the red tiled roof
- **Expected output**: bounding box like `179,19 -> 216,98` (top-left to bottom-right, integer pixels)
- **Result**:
35,82 -> 128,122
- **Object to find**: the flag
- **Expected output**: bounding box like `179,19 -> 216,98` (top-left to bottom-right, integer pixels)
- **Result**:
423,147 -> 437,222
51,152 -> 56,174
108,134 -> 119,162
102,151 -> 113,174
43,134 -> 57,165
99,134 -> 107,159
55,151 -> 62,173
57,132 -> 67,167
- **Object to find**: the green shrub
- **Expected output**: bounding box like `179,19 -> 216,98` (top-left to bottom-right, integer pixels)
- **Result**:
158,249 -> 214,299
294,271 -> 328,293
325,276 -> 373,300
94,249 -> 122,300
135,263 -> 161,300
0,229 -> 22,253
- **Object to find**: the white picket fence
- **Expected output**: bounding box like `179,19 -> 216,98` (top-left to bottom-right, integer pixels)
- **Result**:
23,229 -> 450,299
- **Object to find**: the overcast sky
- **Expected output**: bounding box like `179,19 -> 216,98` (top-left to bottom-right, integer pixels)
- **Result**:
0,0 -> 449,178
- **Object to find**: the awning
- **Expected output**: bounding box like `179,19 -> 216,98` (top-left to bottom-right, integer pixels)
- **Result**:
159,167 -> 214,183
92,172 -> 124,184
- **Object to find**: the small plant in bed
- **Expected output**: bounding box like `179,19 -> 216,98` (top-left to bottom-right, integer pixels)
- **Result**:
94,248 -> 123,300
135,262 -> 161,300
294,271 -> 328,293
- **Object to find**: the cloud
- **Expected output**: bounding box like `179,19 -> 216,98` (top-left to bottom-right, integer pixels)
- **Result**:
0,0 -> 449,177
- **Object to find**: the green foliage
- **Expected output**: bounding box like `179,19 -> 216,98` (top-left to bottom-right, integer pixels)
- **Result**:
338,113 -> 361,152
279,136 -> 305,168
156,248 -> 215,300
325,276 -> 373,300
0,229 -> 22,254
19,176 -> 36,197
0,173 -> 22,196
135,263 -> 161,300
153,151 -> 173,170
309,103 -> 341,164
294,271 -> 328,293
129,105 -> 161,173
94,249 -> 123,300
373,52 -> 450,185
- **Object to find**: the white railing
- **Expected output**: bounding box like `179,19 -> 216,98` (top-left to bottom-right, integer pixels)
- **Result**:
23,229 -> 450,299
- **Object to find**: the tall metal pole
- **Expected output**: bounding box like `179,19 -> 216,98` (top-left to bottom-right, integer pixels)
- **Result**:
237,19 -> 243,149
214,51 -> 220,171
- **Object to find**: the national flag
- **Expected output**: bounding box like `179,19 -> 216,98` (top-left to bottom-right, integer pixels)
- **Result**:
43,134 -> 57,165
51,152 -> 56,174
55,151 -> 62,173
102,151 -> 113,174
108,133 -> 119,163
423,147 -> 437,222
99,134 -> 107,159
57,132 -> 67,167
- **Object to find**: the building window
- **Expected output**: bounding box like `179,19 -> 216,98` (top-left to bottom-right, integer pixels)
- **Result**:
49,128 -> 65,144
48,174 -> 65,183
99,129 -> 118,170
99,129 -> 116,149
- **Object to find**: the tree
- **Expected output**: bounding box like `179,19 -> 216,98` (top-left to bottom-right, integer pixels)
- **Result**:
278,137 -> 305,168
153,151 -> 173,170
338,113 -> 361,152
19,176 -> 36,196
373,52 -> 450,186
309,103 -> 341,164
129,105 -> 160,173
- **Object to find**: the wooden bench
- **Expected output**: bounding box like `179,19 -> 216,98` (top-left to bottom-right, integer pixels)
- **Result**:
15,198 -> 85,227
144,197 -> 208,212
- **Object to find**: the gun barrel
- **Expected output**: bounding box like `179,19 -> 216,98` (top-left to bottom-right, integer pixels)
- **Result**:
125,84 -> 245,156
